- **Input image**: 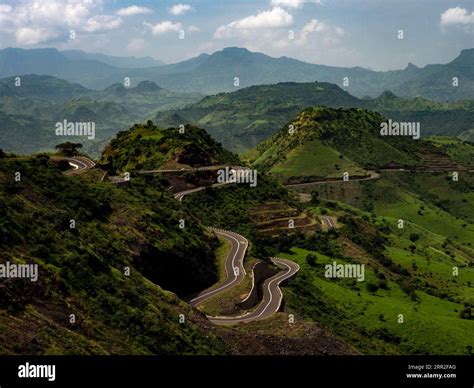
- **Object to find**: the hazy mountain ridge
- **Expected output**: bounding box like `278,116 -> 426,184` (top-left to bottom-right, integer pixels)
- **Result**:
156,81 -> 474,152
0,75 -> 202,156
1,47 -> 473,100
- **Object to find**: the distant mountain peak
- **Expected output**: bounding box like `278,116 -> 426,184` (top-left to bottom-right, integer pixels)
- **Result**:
405,62 -> 419,70
134,80 -> 162,92
222,47 -> 250,53
213,47 -> 253,58
379,90 -> 398,99
103,83 -> 126,95
452,47 -> 474,63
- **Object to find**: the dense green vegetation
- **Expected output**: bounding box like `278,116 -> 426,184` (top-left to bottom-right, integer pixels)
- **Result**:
247,107 -> 425,183
2,74 -> 473,156
156,81 -> 474,152
156,81 -> 361,151
276,203 -> 474,355
156,81 -> 349,152
425,136 -> 474,168
0,154 -> 226,354
100,121 -> 238,173
0,75 -> 201,156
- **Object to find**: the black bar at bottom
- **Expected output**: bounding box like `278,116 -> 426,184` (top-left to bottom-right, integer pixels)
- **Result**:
0,356 -> 472,387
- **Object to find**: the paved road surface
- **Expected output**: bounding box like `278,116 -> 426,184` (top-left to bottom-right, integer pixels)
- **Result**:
174,185 -> 300,324
174,183 -> 229,201
319,215 -> 336,229
207,257 -> 300,325
189,228 -> 248,307
285,171 -> 380,188
138,165 -> 247,174
53,156 -> 95,175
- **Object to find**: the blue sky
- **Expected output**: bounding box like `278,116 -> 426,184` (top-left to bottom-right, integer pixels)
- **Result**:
0,0 -> 472,70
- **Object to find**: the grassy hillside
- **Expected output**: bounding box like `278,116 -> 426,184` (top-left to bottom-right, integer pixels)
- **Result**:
247,107 -> 422,183
276,203 -> 474,355
425,136 -> 474,168
156,81 -> 474,152
156,81 -> 360,151
100,121 -> 239,173
0,154 -> 227,354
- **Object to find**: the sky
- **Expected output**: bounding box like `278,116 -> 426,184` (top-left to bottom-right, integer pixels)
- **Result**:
0,0 -> 472,70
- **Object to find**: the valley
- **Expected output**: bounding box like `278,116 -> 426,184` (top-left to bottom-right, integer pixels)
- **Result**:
0,45 -> 473,359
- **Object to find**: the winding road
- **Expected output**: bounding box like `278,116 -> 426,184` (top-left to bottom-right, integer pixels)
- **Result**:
207,257 -> 299,324
319,215 -> 336,229
284,170 -> 380,188
56,157 -> 305,325
175,188 -> 300,324
52,156 -> 95,175
189,228 -> 248,308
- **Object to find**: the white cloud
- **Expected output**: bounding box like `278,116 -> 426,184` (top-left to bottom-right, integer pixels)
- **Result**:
270,0 -> 322,9
214,7 -> 293,39
440,7 -> 474,26
15,27 -> 58,45
296,19 -> 344,45
126,38 -> 145,53
144,21 -> 182,35
83,15 -> 123,33
188,25 -> 201,32
0,0 -> 122,45
117,6 -> 153,17
169,4 -> 192,16
0,4 -> 12,13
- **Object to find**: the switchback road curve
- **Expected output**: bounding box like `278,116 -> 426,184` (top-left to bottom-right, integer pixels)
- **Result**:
189,228 -> 248,308
57,158 -> 298,324
175,187 -> 300,324
52,156 -> 95,175
207,257 -> 299,325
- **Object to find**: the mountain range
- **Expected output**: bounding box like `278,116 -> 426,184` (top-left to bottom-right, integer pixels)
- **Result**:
1,47 -> 473,101
0,75 -> 202,155
156,81 -> 474,152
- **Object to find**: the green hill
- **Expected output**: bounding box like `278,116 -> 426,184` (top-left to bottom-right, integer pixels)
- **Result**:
155,81 -> 362,152
247,107 -> 422,183
0,154 -> 226,354
156,82 -> 474,152
100,121 -> 239,173
0,74 -> 92,102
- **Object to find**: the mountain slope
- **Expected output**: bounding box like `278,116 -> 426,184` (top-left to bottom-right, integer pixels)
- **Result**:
248,107 -> 423,183
156,81 -> 362,151
0,76 -> 203,156
62,50 -> 165,68
0,154 -> 226,354
156,82 -> 474,152
100,121 -> 239,173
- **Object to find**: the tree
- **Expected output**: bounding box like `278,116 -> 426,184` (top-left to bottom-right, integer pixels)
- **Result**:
310,190 -> 320,205
306,254 -> 317,266
459,305 -> 472,320
0,149 -> 5,158
409,233 -> 420,242
55,142 -> 83,156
